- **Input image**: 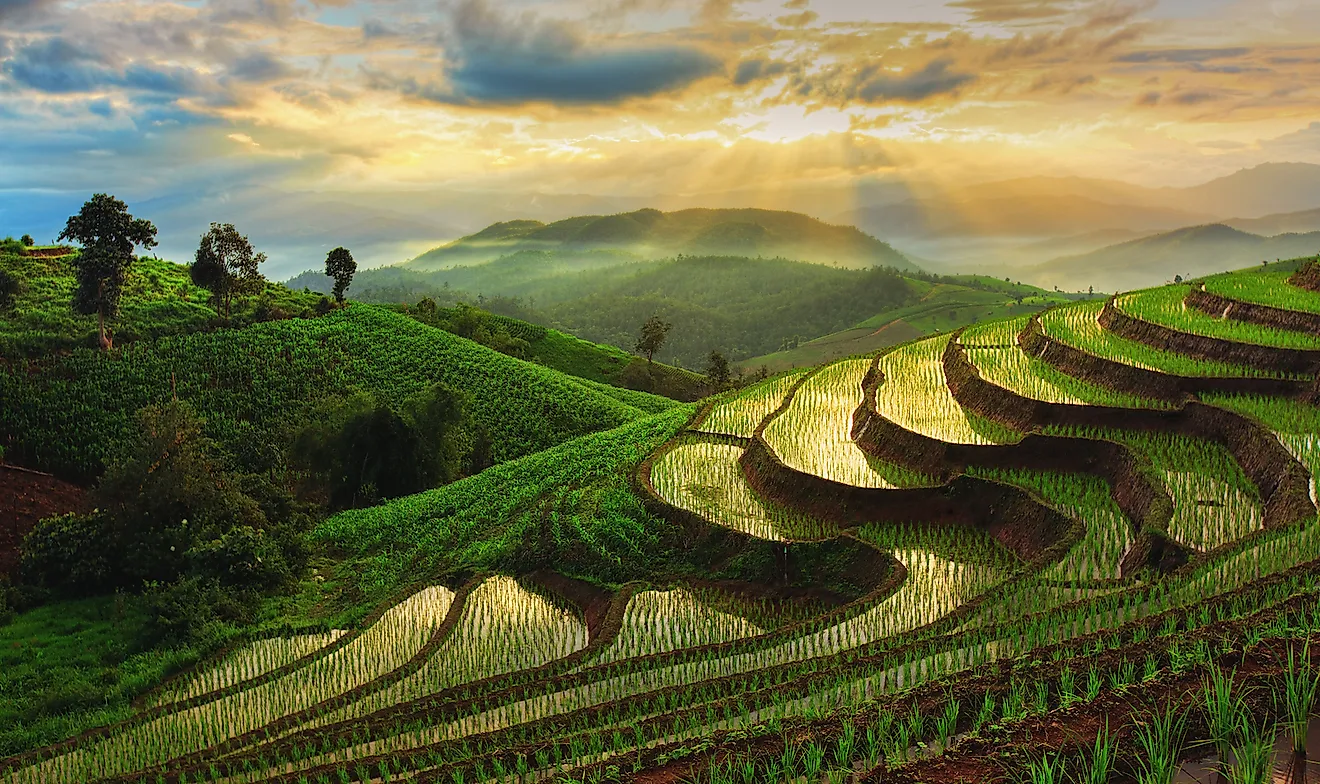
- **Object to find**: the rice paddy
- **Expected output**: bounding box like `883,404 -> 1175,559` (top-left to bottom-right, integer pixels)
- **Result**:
1117,286 -> 1320,350
8,261 -> 1320,784
871,334 -> 1020,445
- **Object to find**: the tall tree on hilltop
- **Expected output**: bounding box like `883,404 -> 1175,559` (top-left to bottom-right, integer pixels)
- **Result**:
324,246 -> 356,304
58,194 -> 158,351
635,314 -> 672,364
191,222 -> 267,321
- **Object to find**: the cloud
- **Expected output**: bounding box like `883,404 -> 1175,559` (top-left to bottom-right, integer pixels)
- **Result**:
1117,47 -> 1250,63
733,58 -> 789,86
948,0 -> 1078,24
402,0 -> 722,106
227,52 -> 301,83
798,58 -> 976,105
0,0 -> 53,22
2,36 -> 208,96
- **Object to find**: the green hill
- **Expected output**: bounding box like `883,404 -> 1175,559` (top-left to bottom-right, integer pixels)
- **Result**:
402,208 -> 913,271
1,249 -> 323,357
0,305 -> 674,481
737,276 -> 1076,371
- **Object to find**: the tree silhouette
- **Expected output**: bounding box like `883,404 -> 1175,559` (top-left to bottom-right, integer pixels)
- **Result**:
191,223 -> 266,321
635,315 -> 672,364
704,350 -> 731,388
58,193 -> 158,349
324,246 -> 356,304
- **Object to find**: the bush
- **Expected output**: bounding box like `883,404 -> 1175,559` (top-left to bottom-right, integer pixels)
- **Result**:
294,384 -> 470,508
0,237 -> 24,255
19,513 -> 115,593
0,267 -> 18,312
139,577 -> 242,647
187,526 -> 289,590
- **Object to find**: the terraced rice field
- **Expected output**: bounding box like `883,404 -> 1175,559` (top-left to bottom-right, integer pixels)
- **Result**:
8,262 -> 1320,784
1117,285 -> 1320,349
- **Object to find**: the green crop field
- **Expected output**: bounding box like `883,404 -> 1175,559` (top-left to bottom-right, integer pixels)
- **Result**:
7,257 -> 1320,784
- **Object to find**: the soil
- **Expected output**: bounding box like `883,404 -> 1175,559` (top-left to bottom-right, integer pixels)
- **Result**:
0,464 -> 90,576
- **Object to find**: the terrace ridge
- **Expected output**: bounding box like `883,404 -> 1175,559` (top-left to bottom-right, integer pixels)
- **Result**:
1184,285 -> 1320,335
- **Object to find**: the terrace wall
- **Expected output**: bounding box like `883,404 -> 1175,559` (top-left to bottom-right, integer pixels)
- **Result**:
1185,287 -> 1320,335
1018,314 -> 1313,402
1289,260 -> 1320,292
1099,297 -> 1320,375
941,336 -> 1316,532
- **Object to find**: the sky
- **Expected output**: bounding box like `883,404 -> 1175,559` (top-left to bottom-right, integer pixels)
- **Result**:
2,0 -> 1320,274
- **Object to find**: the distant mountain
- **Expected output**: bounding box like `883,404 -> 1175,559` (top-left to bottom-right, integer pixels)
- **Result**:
1225,207 -> 1320,237
1027,224 -> 1320,292
840,163 -> 1320,245
1173,163 -> 1320,219
403,208 -> 912,271
838,194 -> 1213,240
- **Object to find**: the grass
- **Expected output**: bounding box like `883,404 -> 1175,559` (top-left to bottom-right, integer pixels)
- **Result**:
0,252 -> 322,357
0,304 -> 657,481
0,595 -> 206,756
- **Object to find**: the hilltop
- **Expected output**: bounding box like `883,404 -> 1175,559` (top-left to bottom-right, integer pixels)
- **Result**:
402,208 -> 913,271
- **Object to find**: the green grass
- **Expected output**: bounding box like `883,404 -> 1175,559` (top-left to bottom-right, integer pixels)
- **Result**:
0,304 -> 657,481
0,596 -> 206,756
1201,265 -> 1320,314
1040,300 -> 1295,379
0,252 -> 323,357
1118,285 -> 1320,349
316,407 -> 697,599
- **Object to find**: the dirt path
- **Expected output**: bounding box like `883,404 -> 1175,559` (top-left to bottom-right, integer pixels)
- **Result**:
0,464 -> 90,576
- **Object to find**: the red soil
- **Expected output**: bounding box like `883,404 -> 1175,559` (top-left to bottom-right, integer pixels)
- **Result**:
0,464 -> 90,577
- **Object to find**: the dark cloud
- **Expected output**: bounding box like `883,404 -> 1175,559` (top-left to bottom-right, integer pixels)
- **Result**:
0,0 -> 53,22
948,0 -> 1077,24
2,38 -> 115,93
2,36 -> 211,97
733,58 -> 789,86
227,52 -> 300,83
384,0 -> 721,106
1135,90 -> 1160,105
1117,47 -> 1250,63
1171,90 -> 1217,105
801,59 -> 975,104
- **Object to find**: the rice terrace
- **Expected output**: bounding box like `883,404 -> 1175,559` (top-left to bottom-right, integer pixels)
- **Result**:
6,1 -> 1320,783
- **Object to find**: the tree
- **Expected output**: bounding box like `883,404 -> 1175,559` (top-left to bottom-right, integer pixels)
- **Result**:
20,234 -> 34,247
191,222 -> 267,320
324,246 -> 356,303
635,315 -> 672,364
58,193 -> 158,349
705,350 -> 731,388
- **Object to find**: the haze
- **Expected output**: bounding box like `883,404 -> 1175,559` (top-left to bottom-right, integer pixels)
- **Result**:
3,0 -> 1320,280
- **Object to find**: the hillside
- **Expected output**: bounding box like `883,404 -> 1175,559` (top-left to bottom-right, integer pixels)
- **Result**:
1,249 -> 323,357
1226,206 -> 1320,237
737,276 -> 1076,371
402,208 -> 912,271
0,305 -> 672,481
1027,224 -> 1320,292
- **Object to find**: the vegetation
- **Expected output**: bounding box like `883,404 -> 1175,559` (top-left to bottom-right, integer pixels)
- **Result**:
323,246 -> 356,304
56,193 -> 159,349
7,245 -> 1320,784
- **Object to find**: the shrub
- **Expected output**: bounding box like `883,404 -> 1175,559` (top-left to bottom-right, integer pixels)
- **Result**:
19,513 -> 115,593
139,576 -> 242,647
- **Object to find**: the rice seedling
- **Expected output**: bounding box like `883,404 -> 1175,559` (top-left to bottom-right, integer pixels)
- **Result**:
869,334 -> 1020,445
586,588 -> 765,666
1040,299 -> 1288,378
650,435 -> 838,541
1281,641 -> 1319,754
697,370 -> 806,438
961,318 -> 1163,409
1222,714 -> 1277,784
1131,704 -> 1189,784
1079,720 -> 1117,784
1201,266 -> 1320,315
145,630 -> 349,708
1017,752 -> 1066,784
1203,661 -> 1249,771
1117,286 -> 1320,350
762,358 -> 934,488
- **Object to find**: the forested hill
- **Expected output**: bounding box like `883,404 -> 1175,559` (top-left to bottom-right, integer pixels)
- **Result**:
291,254 -> 1058,369
402,208 -> 913,271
